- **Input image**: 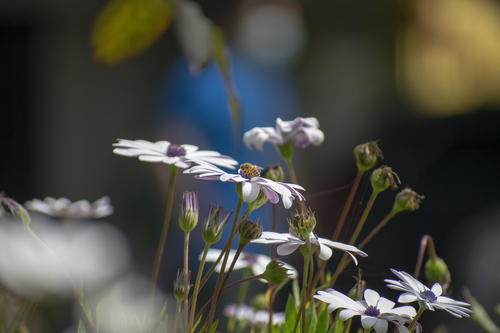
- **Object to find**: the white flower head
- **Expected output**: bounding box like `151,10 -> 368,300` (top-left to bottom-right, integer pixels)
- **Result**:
243,117 -> 325,151
25,196 -> 113,220
384,269 -> 472,318
314,288 -> 416,333
202,249 -> 298,281
184,162 -> 305,208
112,139 -> 238,169
251,229 -> 367,264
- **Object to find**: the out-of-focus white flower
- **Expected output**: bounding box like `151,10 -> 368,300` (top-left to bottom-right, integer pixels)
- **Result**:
113,139 -> 238,169
184,162 -> 305,208
251,229 -> 367,264
82,273 -> 168,333
25,196 -> 113,220
202,249 -> 298,280
243,117 -> 325,151
224,303 -> 285,327
0,217 -> 131,297
385,269 -> 472,318
314,288 -> 415,333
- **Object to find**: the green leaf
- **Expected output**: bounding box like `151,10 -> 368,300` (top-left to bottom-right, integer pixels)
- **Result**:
211,26 -> 241,137
96,298 -> 105,333
209,319 -> 219,333
316,305 -> 329,333
305,303 -> 317,333
78,320 -> 88,333
192,313 -> 202,332
285,294 -> 297,333
78,287 -> 94,328
91,0 -> 174,65
327,312 -> 344,333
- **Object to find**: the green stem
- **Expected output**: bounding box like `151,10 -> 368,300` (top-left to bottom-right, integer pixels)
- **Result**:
189,243 -> 210,332
219,245 -> 244,300
357,210 -> 397,250
183,231 -> 190,332
413,235 -> 436,279
150,165 -> 178,307
174,300 -> 181,333
206,192 -> 244,330
328,190 -> 379,288
408,303 -> 426,331
229,268 -> 252,333
25,227 -> 97,333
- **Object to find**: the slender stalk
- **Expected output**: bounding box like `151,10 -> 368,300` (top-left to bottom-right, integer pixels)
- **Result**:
150,165 -> 178,305
408,303 -> 426,331
285,158 -> 307,212
25,227 -> 97,333
228,268 -> 252,333
413,235 -> 433,279
301,242 -> 311,333
183,231 -> 190,332
268,284 -> 276,333
189,243 -> 210,332
219,245 -> 244,299
328,190 -> 379,288
206,194 -> 244,330
310,170 -> 364,296
174,300 -> 182,333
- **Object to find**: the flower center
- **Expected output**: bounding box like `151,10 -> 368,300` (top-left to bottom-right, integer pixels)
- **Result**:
239,163 -> 261,180
420,289 -> 437,302
167,144 -> 186,157
363,305 -> 380,317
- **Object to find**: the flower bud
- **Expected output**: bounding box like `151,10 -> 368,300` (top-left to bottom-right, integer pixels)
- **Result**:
371,165 -> 400,193
392,188 -> 425,213
179,191 -> 198,232
425,256 -> 451,293
348,272 -> 367,301
202,204 -> 232,244
354,141 -> 383,172
1,195 -> 30,227
238,219 -> 263,247
277,143 -> 295,162
262,260 -> 291,285
173,269 -> 191,302
246,191 -> 268,213
250,293 -> 268,310
287,209 -> 316,240
261,165 -> 285,182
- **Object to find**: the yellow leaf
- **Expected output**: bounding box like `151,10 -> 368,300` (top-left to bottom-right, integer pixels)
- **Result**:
91,0 -> 174,65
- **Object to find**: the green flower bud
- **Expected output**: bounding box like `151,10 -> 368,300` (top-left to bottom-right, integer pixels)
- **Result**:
425,256 -> 451,293
287,209 -> 316,240
278,143 -> 295,163
179,191 -> 198,232
348,271 -> 367,301
354,141 -> 383,172
392,188 -> 425,213
261,164 -> 285,182
0,195 -> 30,227
250,293 -> 268,310
246,191 -> 268,213
262,260 -> 291,285
173,269 -> 191,302
202,204 -> 232,244
371,165 -> 400,193
238,219 -> 263,247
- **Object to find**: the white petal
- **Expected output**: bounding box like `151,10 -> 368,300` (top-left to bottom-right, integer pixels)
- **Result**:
360,316 -> 378,330
364,289 -> 380,307
372,318 -> 388,333
318,243 -> 333,260
241,182 -> 261,203
431,283 -> 442,296
398,293 -> 418,303
376,297 -> 395,313
277,243 -> 299,256
339,309 -> 361,321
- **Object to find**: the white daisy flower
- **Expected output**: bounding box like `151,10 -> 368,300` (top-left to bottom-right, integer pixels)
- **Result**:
314,288 -> 416,333
243,117 -> 325,151
250,229 -> 367,264
384,269 -> 472,318
202,249 -> 298,280
112,139 -> 238,169
25,196 -> 113,220
184,162 -> 305,208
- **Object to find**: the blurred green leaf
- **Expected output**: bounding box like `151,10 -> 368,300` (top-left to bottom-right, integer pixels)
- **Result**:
78,286 -> 95,329
327,312 -> 344,333
96,298 -> 105,333
91,0 -> 174,65
316,304 -> 329,333
211,26 -> 241,137
285,294 -> 297,333
78,320 -> 87,333
305,303 -> 317,333
209,319 -> 219,333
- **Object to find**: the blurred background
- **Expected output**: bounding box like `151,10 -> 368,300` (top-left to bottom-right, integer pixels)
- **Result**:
2,0 -> 500,332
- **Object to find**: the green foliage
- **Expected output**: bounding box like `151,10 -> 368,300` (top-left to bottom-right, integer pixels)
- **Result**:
77,320 -> 87,333
96,298 -> 105,333
208,319 -> 219,333
305,303 -> 318,333
316,304 -> 329,333
285,295 -> 298,333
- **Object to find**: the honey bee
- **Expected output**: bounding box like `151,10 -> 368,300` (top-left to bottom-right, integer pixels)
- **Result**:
240,163 -> 263,179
